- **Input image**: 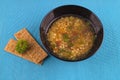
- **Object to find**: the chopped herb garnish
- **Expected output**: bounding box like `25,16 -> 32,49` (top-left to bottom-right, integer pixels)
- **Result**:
15,39 -> 29,53
62,33 -> 69,42
68,42 -> 73,47
68,26 -> 72,30
51,43 -> 56,48
59,49 -> 66,53
59,49 -> 71,54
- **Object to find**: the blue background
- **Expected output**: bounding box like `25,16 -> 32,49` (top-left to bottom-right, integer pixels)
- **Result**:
0,0 -> 120,80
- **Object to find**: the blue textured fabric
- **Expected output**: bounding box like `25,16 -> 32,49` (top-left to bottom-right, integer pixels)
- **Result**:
0,0 -> 120,80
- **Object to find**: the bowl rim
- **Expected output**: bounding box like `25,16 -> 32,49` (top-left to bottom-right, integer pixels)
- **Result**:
40,5 -> 104,62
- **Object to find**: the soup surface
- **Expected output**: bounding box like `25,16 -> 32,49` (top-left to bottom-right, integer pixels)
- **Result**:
47,16 -> 95,60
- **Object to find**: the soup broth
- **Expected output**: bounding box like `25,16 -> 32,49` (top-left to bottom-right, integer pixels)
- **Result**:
47,16 -> 95,60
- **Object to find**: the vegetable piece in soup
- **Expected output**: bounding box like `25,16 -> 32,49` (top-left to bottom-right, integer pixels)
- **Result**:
47,16 -> 95,60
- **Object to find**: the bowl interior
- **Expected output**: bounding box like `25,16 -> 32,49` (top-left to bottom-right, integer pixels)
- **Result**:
40,5 -> 103,61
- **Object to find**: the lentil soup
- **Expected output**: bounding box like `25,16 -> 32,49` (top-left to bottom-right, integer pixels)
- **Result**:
47,16 -> 95,60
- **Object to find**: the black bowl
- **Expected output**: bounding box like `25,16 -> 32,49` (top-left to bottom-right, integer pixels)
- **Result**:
40,5 -> 103,62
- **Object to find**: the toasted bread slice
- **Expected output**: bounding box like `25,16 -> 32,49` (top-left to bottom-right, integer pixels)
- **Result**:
4,39 -> 40,64
14,28 -> 48,64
